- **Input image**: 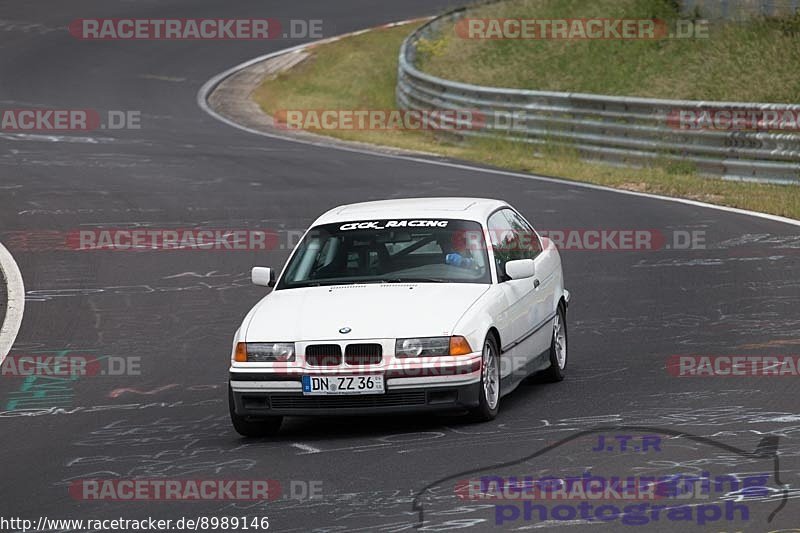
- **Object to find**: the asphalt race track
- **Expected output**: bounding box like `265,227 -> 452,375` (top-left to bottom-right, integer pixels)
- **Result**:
1,1 -> 799,531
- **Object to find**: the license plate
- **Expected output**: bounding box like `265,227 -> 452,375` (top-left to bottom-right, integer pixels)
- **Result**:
302,375 -> 385,395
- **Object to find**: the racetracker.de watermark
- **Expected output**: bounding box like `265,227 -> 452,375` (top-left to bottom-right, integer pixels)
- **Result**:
68,18 -> 323,40
667,355 -> 800,377
68,479 -> 322,501
274,109 -> 485,131
456,472 -> 769,502
72,229 -> 279,251
1,227 -> 707,252
1,354 -> 140,377
453,229 -> 705,252
0,229 -> 281,251
1,109 -> 140,131
454,18 -> 709,40
667,108 -> 800,131
69,479 -> 280,501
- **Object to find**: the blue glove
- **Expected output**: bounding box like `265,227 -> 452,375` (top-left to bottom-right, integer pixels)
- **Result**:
446,253 -> 474,268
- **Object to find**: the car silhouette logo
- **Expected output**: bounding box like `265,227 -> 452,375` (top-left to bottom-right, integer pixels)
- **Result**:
339,327 -> 351,334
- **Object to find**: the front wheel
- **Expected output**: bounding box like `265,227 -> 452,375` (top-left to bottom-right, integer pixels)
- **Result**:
468,334 -> 501,421
541,305 -> 567,382
228,386 -> 283,437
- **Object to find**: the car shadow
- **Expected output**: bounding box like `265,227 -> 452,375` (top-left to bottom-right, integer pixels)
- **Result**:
233,368 -> 555,441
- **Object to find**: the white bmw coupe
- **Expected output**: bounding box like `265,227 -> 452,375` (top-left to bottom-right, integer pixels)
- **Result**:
229,198 -> 569,436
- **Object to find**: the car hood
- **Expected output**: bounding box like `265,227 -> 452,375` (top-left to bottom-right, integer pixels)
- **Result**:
244,283 -> 490,342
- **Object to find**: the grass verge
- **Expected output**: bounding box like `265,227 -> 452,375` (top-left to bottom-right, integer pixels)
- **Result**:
418,0 -> 800,102
253,20 -> 800,220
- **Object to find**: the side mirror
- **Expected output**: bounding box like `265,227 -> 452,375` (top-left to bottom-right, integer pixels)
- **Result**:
251,267 -> 275,287
505,259 -> 535,280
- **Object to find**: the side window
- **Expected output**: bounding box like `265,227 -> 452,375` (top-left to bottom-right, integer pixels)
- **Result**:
502,210 -> 542,259
487,209 -> 521,281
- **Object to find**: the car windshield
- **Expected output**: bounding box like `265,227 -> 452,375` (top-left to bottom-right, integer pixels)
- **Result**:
276,219 -> 491,289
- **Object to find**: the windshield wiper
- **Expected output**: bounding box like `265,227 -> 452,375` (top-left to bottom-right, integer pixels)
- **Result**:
377,278 -> 448,283
290,277 -> 449,287
289,280 -> 354,287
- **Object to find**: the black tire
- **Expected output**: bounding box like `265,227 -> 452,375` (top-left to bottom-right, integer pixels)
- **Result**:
468,334 -> 501,422
541,304 -> 567,382
228,386 -> 283,437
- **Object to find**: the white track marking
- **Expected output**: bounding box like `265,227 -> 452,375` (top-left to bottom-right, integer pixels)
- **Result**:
291,442 -> 321,454
197,22 -> 800,228
0,241 -> 24,364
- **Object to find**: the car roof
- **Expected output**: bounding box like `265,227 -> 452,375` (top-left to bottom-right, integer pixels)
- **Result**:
312,197 -> 510,226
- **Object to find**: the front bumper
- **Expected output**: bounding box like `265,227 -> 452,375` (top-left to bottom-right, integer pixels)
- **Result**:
229,354 -> 482,416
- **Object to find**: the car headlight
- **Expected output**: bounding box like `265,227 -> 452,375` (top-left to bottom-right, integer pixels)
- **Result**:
234,342 -> 295,362
395,336 -> 473,357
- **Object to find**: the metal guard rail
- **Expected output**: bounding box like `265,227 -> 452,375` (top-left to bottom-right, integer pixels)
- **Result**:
396,7 -> 800,184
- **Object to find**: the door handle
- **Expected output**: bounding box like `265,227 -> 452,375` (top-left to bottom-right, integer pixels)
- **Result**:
533,279 -> 540,288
